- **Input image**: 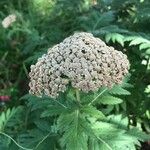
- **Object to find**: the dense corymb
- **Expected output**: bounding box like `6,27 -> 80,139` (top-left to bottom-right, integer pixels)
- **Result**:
29,32 -> 130,98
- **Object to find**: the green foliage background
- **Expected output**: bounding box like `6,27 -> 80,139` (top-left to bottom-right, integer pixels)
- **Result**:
0,0 -> 150,149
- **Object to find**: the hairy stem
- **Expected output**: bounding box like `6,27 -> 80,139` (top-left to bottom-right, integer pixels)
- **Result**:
75,89 -> 80,102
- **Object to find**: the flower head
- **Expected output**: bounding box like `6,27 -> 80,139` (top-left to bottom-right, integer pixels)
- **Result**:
29,32 -> 130,98
2,14 -> 16,28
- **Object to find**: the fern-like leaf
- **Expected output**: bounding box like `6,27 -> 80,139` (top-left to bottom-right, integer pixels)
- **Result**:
0,107 -> 22,131
109,85 -> 131,95
105,33 -> 124,46
81,105 -> 105,119
41,105 -> 68,117
98,96 -> 123,105
58,112 -> 88,150
90,115 -> 149,150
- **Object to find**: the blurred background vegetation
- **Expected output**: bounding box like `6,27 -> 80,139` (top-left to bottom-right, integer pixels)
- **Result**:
0,0 -> 150,149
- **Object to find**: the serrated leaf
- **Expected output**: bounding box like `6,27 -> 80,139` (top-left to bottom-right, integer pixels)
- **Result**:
105,33 -> 124,46
90,114 -> 148,150
129,37 -> 150,46
98,96 -> 123,105
139,43 -> 150,50
81,105 -> 105,118
58,112 -> 88,150
145,48 -> 150,54
112,33 -> 124,46
107,115 -> 128,128
105,33 -> 112,43
129,38 -> 142,46
109,85 -> 130,95
115,35 -> 124,46
0,107 -> 22,131
127,128 -> 150,141
124,36 -> 137,42
34,120 -> 51,132
111,34 -> 116,43
121,82 -> 133,88
41,105 -> 67,117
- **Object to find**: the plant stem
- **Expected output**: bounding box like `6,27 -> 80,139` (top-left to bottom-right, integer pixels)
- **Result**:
55,100 -> 67,109
75,89 -> 80,102
34,132 -> 51,149
24,107 -> 30,129
88,88 -> 107,106
0,132 -> 32,150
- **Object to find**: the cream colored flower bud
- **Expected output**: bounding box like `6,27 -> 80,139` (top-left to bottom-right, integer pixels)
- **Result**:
29,32 -> 130,98
2,14 -> 16,28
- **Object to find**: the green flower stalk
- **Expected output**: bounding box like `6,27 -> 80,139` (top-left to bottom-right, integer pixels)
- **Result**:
29,32 -> 130,98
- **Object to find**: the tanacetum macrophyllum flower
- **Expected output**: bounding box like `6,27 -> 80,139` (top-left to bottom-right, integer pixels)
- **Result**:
29,32 -> 130,98
2,14 -> 16,28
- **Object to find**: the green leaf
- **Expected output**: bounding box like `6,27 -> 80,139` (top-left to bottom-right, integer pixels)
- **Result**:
145,48 -> 150,54
105,33 -> 124,46
98,96 -> 123,105
41,105 -> 68,117
81,105 -> 105,118
115,35 -> 124,46
21,94 -> 55,111
127,128 -> 150,141
34,120 -> 51,132
124,36 -> 137,42
18,129 -> 57,149
109,85 -> 130,95
124,36 -> 149,45
112,33 -> 124,46
90,114 -> 149,150
107,115 -> 128,128
139,43 -> 150,50
129,37 -> 149,46
105,33 -> 112,43
58,112 -> 88,150
0,107 -> 22,131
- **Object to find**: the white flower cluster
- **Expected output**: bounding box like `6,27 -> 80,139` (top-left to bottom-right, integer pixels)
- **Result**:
29,32 -> 130,98
2,14 -> 16,28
